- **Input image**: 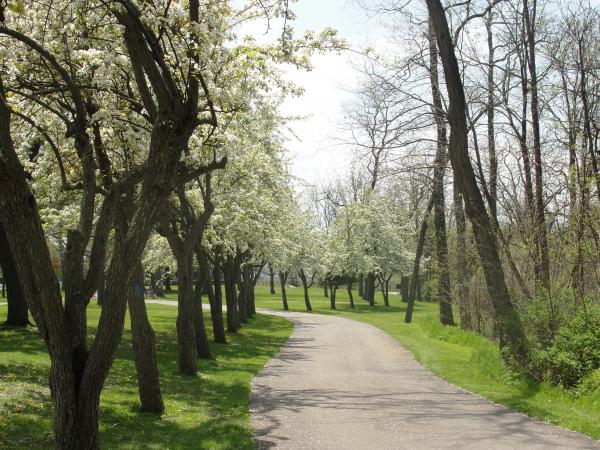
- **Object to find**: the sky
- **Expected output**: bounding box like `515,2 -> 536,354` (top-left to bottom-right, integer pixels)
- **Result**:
281,1 -> 388,186
241,0 -> 389,186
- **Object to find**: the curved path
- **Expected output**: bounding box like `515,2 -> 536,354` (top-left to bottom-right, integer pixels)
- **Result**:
250,311 -> 599,450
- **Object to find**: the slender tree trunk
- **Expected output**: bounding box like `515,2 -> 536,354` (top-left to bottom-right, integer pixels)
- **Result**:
523,0 -> 550,291
323,281 -> 328,298
428,20 -> 454,326
454,183 -> 472,330
175,253 -> 197,375
128,263 -> 164,413
400,275 -> 409,303
0,223 -> 28,326
347,280 -> 355,309
193,272 -> 212,359
209,250 -> 227,343
224,255 -> 240,333
405,198 -> 433,323
96,269 -> 106,306
268,264 -> 276,294
486,6 -> 498,219
379,274 -> 390,307
279,271 -> 289,310
250,282 -> 257,315
365,273 -> 375,306
298,269 -> 313,311
241,265 -> 254,319
358,275 -> 364,298
237,261 -> 249,325
330,284 -> 337,309
426,0 -> 529,364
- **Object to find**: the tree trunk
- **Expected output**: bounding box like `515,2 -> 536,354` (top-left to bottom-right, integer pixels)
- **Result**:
347,280 -> 355,309
279,271 -> 289,311
207,251 -> 227,344
0,223 -> 28,326
428,19 -> 454,326
454,183 -> 472,330
236,263 -> 248,325
426,0 -> 529,364
323,281 -> 328,298
268,264 -> 276,294
193,272 -> 212,360
400,275 -> 409,303
523,0 -> 550,291
298,269 -> 313,311
364,273 -> 375,306
358,275 -> 364,298
176,253 -> 197,375
406,198 -> 433,323
223,254 -> 240,333
486,7 -> 498,220
379,274 -> 390,307
148,269 -> 164,298
96,269 -> 106,306
128,264 -> 164,413
330,284 -> 337,309
241,265 -> 254,319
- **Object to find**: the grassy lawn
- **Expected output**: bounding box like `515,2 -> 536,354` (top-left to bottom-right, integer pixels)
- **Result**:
0,300 -> 292,450
253,284 -> 600,440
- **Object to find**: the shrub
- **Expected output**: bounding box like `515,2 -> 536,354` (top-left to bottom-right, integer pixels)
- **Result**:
545,305 -> 600,388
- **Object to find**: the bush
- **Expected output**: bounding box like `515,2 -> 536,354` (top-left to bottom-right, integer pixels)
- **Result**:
545,305 -> 600,388
576,368 -> 600,399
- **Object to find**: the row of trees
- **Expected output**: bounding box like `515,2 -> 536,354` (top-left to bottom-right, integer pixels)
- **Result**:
4,0 -> 600,447
332,0 -> 600,384
0,0 -> 346,448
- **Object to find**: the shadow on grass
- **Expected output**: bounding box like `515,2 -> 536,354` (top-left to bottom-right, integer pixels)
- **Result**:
0,307 -> 292,450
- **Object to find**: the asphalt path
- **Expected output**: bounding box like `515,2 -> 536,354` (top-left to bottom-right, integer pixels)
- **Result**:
250,311 -> 600,450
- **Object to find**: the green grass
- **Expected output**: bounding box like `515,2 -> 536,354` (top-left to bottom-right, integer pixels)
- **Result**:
253,284 -> 600,440
0,300 -> 292,450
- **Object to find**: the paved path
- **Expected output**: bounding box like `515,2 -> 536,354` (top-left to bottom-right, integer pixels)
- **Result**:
250,311 -> 599,450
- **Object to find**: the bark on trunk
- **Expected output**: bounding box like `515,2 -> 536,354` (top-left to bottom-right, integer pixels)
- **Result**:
486,7 -> 498,219
330,284 -> 337,309
279,271 -> 289,311
364,273 -> 376,306
224,255 -> 240,333
523,0 -> 550,291
193,272 -> 212,360
406,198 -> 433,323
128,264 -> 164,413
208,250 -> 227,344
237,263 -> 248,325
426,0 -> 529,364
400,275 -> 409,303
428,20 -> 454,326
454,183 -> 472,330
0,223 -> 28,326
347,280 -> 355,309
298,269 -> 313,311
96,269 -> 106,306
358,275 -> 364,298
268,264 -> 276,294
176,254 -> 198,375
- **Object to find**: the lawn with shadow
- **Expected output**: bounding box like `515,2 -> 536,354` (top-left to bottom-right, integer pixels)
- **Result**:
253,284 -> 600,441
0,301 -> 292,449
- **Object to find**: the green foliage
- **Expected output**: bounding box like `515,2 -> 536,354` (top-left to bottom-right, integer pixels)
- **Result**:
543,305 -> 600,388
521,287 -> 565,349
576,369 -> 600,408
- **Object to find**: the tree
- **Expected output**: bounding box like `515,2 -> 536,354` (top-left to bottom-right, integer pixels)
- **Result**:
425,0 -> 528,364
